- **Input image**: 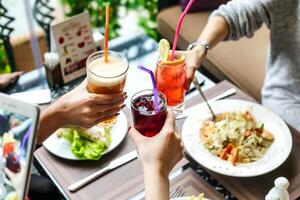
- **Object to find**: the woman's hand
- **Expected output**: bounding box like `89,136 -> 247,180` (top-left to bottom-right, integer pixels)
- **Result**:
52,80 -> 126,127
175,45 -> 206,90
38,80 -> 126,143
0,71 -> 23,89
129,110 -> 184,200
129,110 -> 184,176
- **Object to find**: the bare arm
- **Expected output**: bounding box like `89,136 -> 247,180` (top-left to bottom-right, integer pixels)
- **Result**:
143,168 -> 169,200
129,111 -> 184,200
38,105 -> 64,144
179,0 -> 272,89
179,16 -> 229,89
36,80 -> 126,144
197,16 -> 229,49
0,72 -> 23,89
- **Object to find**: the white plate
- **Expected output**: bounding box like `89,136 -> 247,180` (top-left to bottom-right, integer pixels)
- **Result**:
43,111 -> 128,160
182,99 -> 292,177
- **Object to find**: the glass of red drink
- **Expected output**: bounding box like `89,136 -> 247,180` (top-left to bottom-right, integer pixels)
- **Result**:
131,89 -> 167,137
156,55 -> 186,115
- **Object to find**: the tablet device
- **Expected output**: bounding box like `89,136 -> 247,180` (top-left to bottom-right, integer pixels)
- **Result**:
0,93 -> 40,200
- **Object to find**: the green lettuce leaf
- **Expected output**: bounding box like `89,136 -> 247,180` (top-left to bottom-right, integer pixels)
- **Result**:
59,127 -> 111,160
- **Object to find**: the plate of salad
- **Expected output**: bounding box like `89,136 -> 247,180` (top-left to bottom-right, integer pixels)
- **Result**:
43,111 -> 128,160
171,193 -> 208,200
182,100 -> 292,177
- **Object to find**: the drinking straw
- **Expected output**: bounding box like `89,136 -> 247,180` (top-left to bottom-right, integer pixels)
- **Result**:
19,126 -> 32,157
170,0 -> 196,61
24,0 -> 44,83
137,65 -> 159,112
104,3 -> 110,63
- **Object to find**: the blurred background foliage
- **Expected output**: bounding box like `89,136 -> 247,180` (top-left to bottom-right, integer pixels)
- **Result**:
0,0 -> 158,74
125,0 -> 158,39
0,40 -> 11,74
60,0 -> 158,40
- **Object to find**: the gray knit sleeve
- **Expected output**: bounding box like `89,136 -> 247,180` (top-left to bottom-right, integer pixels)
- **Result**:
209,0 -> 272,40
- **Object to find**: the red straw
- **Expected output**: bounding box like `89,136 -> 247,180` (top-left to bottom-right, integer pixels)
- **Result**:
104,3 -> 110,63
170,0 -> 196,61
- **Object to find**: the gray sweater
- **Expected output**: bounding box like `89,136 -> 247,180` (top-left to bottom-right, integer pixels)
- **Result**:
210,0 -> 300,131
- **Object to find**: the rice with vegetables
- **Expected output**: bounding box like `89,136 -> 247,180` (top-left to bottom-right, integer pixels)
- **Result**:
200,111 -> 274,165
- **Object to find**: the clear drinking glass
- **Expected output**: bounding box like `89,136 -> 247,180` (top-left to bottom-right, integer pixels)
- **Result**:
131,89 -> 167,137
156,55 -> 186,115
86,50 -> 128,126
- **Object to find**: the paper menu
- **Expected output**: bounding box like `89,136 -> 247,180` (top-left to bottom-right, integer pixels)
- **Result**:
52,12 -> 96,84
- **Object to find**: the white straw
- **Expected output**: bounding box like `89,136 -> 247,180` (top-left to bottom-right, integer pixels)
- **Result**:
23,0 -> 47,86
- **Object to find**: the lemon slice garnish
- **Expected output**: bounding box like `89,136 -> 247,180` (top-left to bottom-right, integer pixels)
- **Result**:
160,54 -> 185,65
158,39 -> 170,61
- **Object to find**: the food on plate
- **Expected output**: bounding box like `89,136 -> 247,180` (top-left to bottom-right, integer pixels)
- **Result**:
4,191 -> 18,200
172,193 -> 205,200
188,193 -> 204,200
2,133 -> 15,157
57,126 -> 112,160
200,111 -> 274,165
6,153 -> 21,173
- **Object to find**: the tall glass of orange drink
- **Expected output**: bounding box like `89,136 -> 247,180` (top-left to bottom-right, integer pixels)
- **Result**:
156,55 -> 186,115
86,50 -> 128,126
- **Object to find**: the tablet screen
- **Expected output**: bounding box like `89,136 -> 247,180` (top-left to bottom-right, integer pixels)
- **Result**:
0,108 -> 34,200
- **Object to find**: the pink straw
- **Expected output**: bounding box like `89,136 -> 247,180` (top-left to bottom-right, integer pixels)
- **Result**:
137,65 -> 159,112
170,0 -> 196,61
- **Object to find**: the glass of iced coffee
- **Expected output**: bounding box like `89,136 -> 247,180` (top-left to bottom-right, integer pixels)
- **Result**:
86,50 -> 128,126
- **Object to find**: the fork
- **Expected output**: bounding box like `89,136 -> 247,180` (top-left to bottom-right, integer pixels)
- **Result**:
192,77 -> 216,121
170,186 -> 186,199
